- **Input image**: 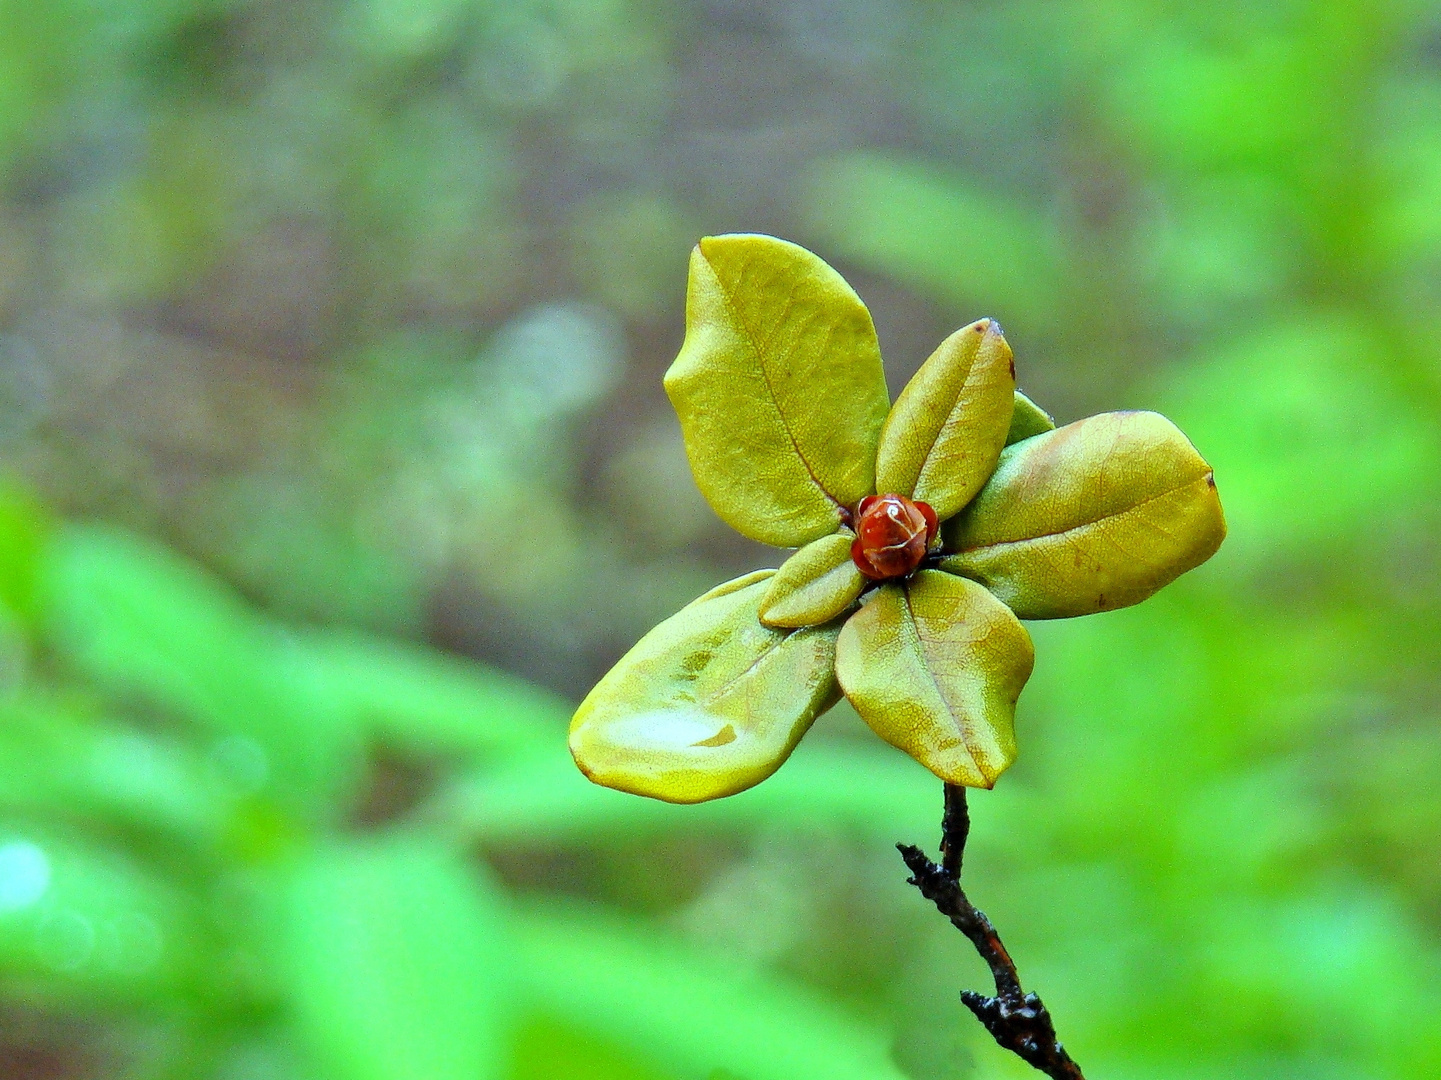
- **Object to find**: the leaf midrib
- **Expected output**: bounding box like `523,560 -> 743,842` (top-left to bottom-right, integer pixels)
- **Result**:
900,582 -> 984,781
702,247 -> 845,512
950,471 -> 1211,555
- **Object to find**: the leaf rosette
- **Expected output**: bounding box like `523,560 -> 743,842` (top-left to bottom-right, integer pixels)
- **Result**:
571,234 -> 1226,802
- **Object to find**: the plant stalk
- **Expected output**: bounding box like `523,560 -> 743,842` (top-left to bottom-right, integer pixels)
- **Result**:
897,784 -> 1086,1080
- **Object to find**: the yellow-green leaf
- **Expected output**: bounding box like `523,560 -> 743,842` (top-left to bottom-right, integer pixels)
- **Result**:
1006,390 -> 1054,445
874,318 -> 1015,520
570,571 -> 842,803
758,531 -> 866,628
941,411 -> 1226,619
664,234 -> 890,547
834,572 -> 1033,788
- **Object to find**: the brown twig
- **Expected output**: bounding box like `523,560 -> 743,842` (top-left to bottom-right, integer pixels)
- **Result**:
897,784 -> 1086,1080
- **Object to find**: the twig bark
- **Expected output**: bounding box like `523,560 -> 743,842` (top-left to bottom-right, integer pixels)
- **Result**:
897,784 -> 1086,1080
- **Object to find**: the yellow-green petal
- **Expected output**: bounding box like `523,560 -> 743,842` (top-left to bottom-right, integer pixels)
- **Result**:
1006,390 -> 1054,445
569,571 -> 842,804
758,531 -> 866,628
834,572 -> 1033,789
874,319 -> 1015,521
664,234 -> 890,547
941,411 -> 1226,619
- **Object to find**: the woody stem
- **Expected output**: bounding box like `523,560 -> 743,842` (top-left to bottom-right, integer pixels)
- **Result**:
897,784 -> 1086,1080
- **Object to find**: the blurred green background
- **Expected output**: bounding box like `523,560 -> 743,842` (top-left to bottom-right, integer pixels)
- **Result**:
0,1 -> 1439,1077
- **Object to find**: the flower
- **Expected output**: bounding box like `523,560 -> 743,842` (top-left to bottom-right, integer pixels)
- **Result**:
570,234 -> 1226,803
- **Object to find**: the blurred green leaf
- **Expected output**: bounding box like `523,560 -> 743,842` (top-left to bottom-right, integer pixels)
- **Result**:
1163,317 -> 1440,562
0,483 -> 48,632
0,3 -> 54,161
1107,26 -> 1315,171
0,823 -> 204,1006
437,733 -> 937,846
569,191 -> 694,319
802,152 -> 1062,329
301,631 -> 562,763
513,901 -> 909,1080
509,1013 -> 678,1080
46,525 -> 363,822
0,693 -> 227,856
101,105 -> 243,299
346,0 -> 470,58
0,0 -> 211,161
1143,175 -> 1295,320
352,103 -> 519,311
280,834 -> 508,1080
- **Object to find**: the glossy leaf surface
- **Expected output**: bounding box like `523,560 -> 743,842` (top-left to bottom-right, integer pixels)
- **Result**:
665,234 -> 890,547
834,572 -> 1033,788
874,318 -> 1015,520
1006,390 -> 1055,445
759,531 -> 866,628
570,571 -> 842,803
942,411 -> 1226,618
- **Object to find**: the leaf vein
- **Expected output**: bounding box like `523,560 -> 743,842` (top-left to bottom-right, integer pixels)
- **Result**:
704,250 -> 843,511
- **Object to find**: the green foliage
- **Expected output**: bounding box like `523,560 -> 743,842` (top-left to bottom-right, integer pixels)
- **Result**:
803,154 -> 1064,333
581,233 -> 1222,802
0,484 -> 48,631
0,825 -> 202,1007
942,412 -> 1226,619
280,835 -> 509,1080
48,526 -> 364,824
513,902 -> 909,1080
301,631 -> 563,762
440,737 -> 939,847
874,320 -> 1015,521
835,573 -> 1032,789
759,532 -> 866,629
1,1 -> 1440,1078
667,234 -> 890,547
570,571 -> 842,803
0,695 -> 228,854
0,505 -> 920,1080
1164,317 -> 1439,561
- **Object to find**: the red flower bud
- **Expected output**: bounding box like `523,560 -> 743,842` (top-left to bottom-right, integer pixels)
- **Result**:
850,494 -> 938,580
